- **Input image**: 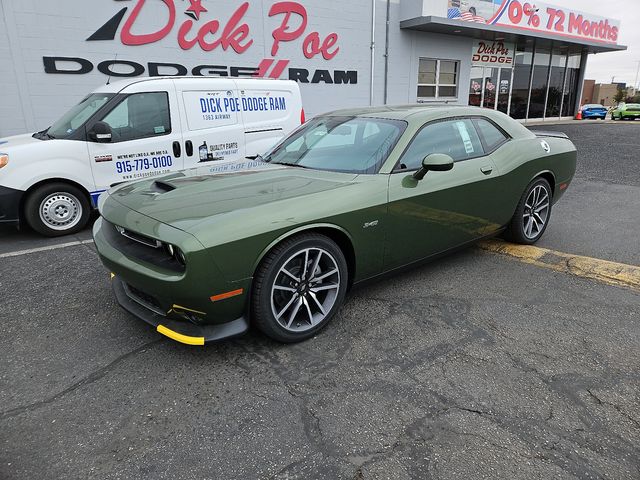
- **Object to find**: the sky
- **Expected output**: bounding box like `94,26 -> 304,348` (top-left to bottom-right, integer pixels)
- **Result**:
557,0 -> 640,87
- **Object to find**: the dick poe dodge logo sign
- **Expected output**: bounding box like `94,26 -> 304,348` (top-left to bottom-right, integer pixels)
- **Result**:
471,41 -> 515,68
43,0 -> 358,85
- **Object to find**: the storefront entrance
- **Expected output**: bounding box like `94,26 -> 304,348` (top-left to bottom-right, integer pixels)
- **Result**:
469,66 -> 512,114
468,40 -> 584,121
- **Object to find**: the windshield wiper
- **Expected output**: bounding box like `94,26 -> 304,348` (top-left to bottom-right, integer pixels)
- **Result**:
271,161 -> 311,169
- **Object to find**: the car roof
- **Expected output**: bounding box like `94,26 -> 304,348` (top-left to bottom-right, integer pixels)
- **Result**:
319,104 -> 535,140
321,104 -> 506,121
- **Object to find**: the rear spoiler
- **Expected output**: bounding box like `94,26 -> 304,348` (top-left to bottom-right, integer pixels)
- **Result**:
533,131 -> 569,139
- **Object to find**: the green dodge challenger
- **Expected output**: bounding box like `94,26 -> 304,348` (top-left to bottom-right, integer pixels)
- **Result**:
94,106 -> 577,345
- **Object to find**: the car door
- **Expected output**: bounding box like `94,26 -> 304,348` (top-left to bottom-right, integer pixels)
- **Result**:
384,117 -> 505,270
175,78 -> 246,169
87,86 -> 184,192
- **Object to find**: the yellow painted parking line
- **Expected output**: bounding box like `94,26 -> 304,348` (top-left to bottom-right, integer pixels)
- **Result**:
478,239 -> 640,292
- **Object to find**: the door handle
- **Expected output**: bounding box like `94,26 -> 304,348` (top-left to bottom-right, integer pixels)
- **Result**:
481,165 -> 493,175
172,141 -> 181,158
185,140 -> 193,157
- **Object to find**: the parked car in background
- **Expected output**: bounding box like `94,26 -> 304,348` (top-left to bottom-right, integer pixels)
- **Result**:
94,106 -> 577,346
611,102 -> 640,121
0,78 -> 303,236
579,104 -> 608,120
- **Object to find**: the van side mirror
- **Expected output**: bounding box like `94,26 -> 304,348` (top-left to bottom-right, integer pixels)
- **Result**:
413,153 -> 454,180
88,121 -> 112,143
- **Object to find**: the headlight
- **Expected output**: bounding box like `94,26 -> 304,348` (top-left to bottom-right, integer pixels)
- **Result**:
0,154 -> 8,169
163,242 -> 186,266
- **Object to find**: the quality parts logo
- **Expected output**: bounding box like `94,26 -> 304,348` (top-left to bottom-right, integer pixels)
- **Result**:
42,0 -> 359,84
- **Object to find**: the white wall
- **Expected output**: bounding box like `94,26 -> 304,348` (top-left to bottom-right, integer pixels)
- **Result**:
0,0 -> 472,137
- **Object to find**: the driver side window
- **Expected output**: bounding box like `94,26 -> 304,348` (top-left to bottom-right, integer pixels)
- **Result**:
399,119 -> 483,170
100,92 -> 171,143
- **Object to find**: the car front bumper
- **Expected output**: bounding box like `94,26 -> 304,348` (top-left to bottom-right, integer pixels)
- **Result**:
93,211 -> 252,346
0,185 -> 23,225
112,275 -> 248,345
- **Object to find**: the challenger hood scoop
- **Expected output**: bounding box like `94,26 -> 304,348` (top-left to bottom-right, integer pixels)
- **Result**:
109,159 -> 357,232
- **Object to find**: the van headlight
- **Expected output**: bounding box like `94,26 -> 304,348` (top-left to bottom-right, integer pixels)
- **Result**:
0,154 -> 8,169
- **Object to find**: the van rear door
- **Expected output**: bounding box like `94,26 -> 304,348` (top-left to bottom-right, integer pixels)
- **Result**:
175,78 -> 245,169
87,83 -> 184,193
235,79 -> 301,157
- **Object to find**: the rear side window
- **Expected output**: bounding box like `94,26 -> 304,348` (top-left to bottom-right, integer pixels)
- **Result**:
100,92 -> 171,143
473,118 -> 509,152
399,119 -> 483,170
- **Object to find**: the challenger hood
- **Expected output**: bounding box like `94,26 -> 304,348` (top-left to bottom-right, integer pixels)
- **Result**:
107,159 -> 358,232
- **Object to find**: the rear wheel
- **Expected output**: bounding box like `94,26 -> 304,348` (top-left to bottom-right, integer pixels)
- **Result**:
504,178 -> 552,245
252,233 -> 348,343
24,182 -> 90,237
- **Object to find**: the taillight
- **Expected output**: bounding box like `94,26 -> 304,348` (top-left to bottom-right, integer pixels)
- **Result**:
301,109 -> 306,124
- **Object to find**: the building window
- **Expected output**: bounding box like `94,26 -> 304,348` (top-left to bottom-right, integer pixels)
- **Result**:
417,59 -> 459,100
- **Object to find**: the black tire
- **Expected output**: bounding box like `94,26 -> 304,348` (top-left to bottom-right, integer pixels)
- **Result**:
251,233 -> 349,343
24,182 -> 91,237
504,177 -> 553,245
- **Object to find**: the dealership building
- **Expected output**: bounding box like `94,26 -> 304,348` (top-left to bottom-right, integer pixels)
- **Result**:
0,0 -> 625,137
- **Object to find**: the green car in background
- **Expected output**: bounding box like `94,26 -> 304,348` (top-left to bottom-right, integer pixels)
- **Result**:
611,102 -> 640,120
93,106 -> 577,346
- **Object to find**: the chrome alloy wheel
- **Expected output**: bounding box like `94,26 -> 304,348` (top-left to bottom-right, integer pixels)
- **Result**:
39,192 -> 83,231
270,247 -> 341,333
523,184 -> 550,240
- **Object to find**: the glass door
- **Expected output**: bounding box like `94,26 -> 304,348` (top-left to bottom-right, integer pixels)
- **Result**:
497,68 -> 513,114
482,68 -> 498,109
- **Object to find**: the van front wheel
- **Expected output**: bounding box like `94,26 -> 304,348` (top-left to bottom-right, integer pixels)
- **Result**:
24,183 -> 90,237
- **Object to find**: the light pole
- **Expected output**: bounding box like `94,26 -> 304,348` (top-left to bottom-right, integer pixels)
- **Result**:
635,61 -> 640,94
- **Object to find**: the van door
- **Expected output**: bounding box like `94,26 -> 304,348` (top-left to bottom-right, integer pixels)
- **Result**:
175,79 -> 245,169
87,85 -> 184,194
236,79 -> 298,156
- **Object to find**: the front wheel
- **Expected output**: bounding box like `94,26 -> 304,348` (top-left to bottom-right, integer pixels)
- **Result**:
504,178 -> 552,245
24,182 -> 91,237
251,233 -> 348,343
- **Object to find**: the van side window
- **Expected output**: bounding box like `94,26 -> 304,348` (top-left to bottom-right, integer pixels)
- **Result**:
100,92 -> 171,143
399,119 -> 483,170
473,118 -> 509,152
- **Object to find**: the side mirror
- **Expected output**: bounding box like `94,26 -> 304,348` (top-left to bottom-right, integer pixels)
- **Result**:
413,153 -> 454,180
88,121 -> 112,143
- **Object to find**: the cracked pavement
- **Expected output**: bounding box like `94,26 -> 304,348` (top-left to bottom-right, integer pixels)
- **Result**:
1,123 -> 639,479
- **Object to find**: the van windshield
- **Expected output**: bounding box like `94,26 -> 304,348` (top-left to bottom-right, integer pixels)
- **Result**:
47,93 -> 114,139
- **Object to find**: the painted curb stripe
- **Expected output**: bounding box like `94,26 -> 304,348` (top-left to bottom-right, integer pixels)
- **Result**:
479,239 -> 640,292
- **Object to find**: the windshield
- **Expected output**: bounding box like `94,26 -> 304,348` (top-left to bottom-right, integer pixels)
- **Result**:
47,93 -> 114,139
263,116 -> 406,174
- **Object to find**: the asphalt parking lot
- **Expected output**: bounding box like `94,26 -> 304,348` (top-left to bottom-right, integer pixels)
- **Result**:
1,122 -> 639,480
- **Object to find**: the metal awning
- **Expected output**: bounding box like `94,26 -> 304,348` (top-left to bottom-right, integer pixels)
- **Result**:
400,16 -> 627,54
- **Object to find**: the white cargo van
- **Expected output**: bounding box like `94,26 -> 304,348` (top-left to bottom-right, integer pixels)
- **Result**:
0,77 -> 303,236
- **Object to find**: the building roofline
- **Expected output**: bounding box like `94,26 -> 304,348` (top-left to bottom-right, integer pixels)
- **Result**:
400,16 -> 627,54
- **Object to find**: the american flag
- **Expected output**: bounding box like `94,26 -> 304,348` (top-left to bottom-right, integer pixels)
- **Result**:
447,8 -> 487,23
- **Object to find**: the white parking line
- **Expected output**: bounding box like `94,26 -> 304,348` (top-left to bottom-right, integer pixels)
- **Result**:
0,239 -> 94,259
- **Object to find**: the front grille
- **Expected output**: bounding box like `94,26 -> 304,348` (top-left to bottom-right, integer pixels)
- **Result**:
103,221 -> 185,273
123,282 -> 166,316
